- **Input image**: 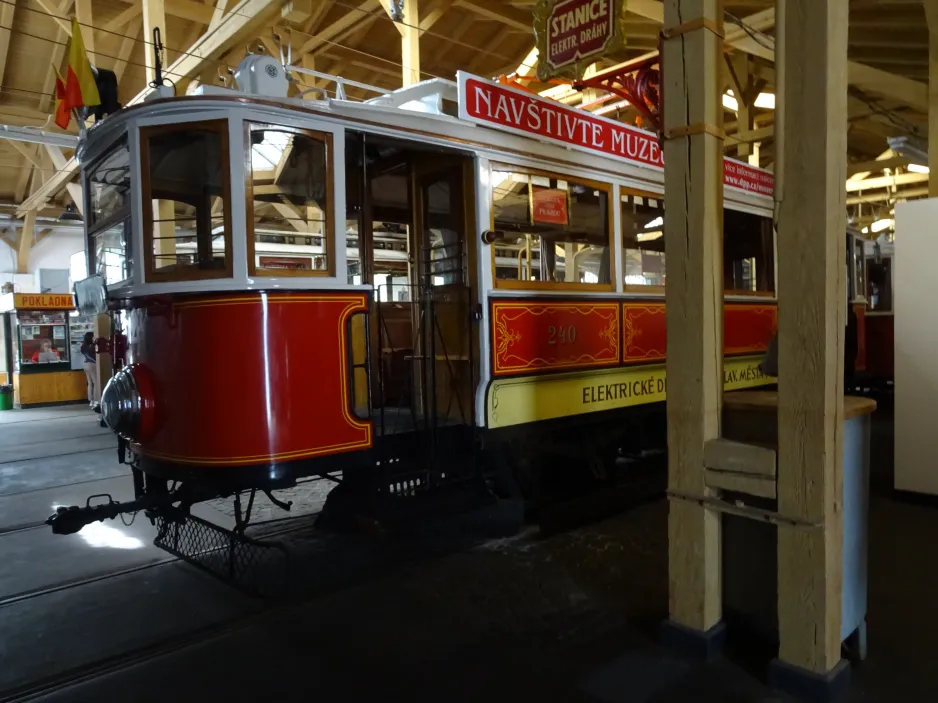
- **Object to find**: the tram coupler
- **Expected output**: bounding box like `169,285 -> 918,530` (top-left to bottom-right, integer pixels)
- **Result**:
46,493 -> 161,535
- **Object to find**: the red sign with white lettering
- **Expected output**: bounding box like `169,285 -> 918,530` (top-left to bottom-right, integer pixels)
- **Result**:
532,187 -> 569,225
546,0 -> 615,70
457,73 -> 774,199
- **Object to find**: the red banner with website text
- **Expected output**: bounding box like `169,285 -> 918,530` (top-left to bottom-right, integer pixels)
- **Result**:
458,72 -> 774,199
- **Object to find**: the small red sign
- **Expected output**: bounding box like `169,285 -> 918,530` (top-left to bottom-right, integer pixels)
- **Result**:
458,73 -> 775,199
546,0 -> 615,70
532,187 -> 569,225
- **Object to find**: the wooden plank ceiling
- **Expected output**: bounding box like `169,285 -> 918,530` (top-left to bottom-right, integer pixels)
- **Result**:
0,0 -> 929,223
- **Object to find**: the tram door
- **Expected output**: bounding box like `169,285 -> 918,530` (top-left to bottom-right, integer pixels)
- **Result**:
410,156 -> 476,471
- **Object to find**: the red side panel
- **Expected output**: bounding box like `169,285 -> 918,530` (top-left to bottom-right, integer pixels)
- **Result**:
865,314 -> 894,382
621,301 -> 777,364
126,292 -> 371,466
491,301 -> 620,376
854,303 -> 867,372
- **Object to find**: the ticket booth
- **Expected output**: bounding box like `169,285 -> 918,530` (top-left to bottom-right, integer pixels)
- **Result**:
0,293 -> 88,408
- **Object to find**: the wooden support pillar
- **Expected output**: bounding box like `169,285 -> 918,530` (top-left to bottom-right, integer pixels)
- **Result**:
661,0 -> 725,637
926,2 -> 938,196
142,0 -> 167,86
15,210 -> 36,274
382,0 -> 421,86
402,0 -> 420,86
749,140 -> 761,167
775,0 -> 848,680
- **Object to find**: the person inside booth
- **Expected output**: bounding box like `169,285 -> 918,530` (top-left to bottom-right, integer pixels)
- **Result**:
32,339 -> 61,363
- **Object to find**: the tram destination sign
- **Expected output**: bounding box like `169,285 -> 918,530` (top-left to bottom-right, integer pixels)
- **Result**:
534,0 -> 628,80
457,72 -> 775,199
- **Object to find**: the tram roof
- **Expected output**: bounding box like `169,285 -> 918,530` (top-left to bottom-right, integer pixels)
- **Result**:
78,73 -> 776,213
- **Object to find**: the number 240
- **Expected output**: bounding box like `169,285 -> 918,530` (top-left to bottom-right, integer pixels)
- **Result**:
548,324 -> 577,345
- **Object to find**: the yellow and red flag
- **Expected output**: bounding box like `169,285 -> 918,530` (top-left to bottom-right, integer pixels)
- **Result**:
53,69 -> 70,129
63,18 -> 100,112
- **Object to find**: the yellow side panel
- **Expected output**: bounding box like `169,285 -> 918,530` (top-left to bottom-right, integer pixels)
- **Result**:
487,355 -> 772,429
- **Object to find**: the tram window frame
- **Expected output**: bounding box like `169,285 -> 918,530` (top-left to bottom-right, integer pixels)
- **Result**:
85,137 -> 133,285
620,188 -> 666,293
723,208 -> 775,296
140,119 -> 234,282
244,122 -> 335,278
489,163 -> 615,292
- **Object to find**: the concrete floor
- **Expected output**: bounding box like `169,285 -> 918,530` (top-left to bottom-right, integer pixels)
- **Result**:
0,401 -> 933,702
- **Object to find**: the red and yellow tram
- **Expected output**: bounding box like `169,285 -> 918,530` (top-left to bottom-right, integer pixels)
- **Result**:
48,69 -> 859,538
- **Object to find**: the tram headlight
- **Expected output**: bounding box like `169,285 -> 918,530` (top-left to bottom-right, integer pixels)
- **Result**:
101,365 -> 156,442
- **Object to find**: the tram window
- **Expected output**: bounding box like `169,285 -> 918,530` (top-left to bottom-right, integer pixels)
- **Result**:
724,209 -> 775,294
246,125 -> 332,276
867,258 -> 892,312
90,218 -> 132,285
854,238 -> 866,301
621,192 -> 666,288
86,138 -> 130,230
85,138 -> 132,285
491,166 -> 612,289
141,121 -> 232,280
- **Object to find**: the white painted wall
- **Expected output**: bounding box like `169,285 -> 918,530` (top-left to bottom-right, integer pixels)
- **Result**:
0,228 -> 85,294
28,231 -> 84,272
894,198 -> 938,494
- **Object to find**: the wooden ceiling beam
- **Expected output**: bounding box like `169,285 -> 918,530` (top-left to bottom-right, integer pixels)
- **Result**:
114,19 -> 143,83
8,141 -> 42,170
34,0 -> 72,35
453,0 -> 529,31
142,0 -> 167,85
16,210 -> 36,274
209,0 -> 229,31
628,0 -> 929,112
118,0 -> 216,25
847,155 -> 910,177
75,0 -> 94,63
38,0 -> 73,114
0,0 -> 14,87
297,0 -> 381,55
378,0 -> 421,86
14,156 -> 34,203
103,4 -> 142,33
19,0 -> 285,217
846,187 -> 928,205
419,0 -> 453,35
845,171 -> 928,192
468,25 -> 509,74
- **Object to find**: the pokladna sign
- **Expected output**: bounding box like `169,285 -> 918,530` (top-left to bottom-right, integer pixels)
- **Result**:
457,72 -> 775,199
534,0 -> 628,80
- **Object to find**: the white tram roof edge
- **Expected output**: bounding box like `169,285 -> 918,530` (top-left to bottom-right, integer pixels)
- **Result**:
78,73 -> 772,215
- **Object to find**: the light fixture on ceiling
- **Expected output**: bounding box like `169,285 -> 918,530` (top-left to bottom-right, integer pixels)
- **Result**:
644,216 -> 664,229
637,230 -> 663,241
907,163 -> 930,174
723,91 -> 776,113
753,92 -> 775,109
871,218 -> 893,233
